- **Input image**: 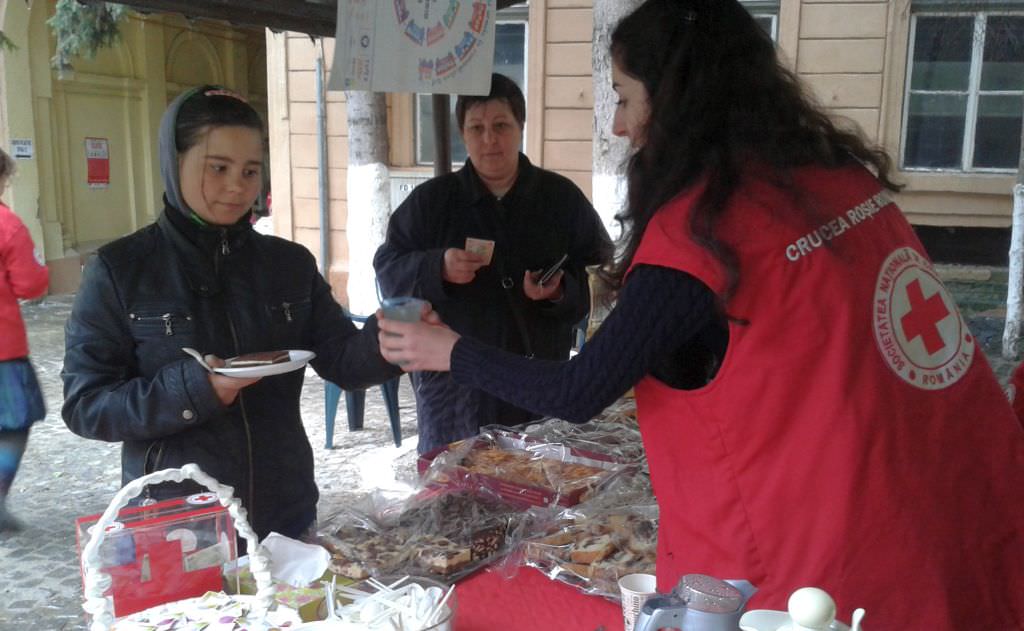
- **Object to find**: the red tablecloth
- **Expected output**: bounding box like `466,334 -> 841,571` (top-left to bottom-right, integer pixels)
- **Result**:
455,568 -> 624,631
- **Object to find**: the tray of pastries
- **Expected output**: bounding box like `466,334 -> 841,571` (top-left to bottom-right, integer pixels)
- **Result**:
418,429 -> 630,508
523,507 -> 657,599
317,489 -> 519,583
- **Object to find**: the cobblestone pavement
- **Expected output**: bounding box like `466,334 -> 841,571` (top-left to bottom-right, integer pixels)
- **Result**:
0,267 -> 1016,630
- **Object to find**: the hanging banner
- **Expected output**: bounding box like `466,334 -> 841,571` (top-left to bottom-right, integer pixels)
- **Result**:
85,137 -> 110,189
329,0 -> 495,96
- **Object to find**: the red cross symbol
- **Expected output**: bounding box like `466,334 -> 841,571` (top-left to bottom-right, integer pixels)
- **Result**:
900,279 -> 951,355
192,493 -> 215,503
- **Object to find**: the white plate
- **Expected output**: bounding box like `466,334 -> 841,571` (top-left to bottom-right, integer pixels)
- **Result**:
740,610 -> 851,631
112,593 -> 301,630
214,350 -> 316,378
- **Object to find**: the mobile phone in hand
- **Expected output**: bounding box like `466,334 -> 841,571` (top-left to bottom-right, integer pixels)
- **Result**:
538,253 -> 569,286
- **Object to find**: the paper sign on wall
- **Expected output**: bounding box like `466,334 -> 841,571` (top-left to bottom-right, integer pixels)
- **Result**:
85,137 -> 110,189
329,0 -> 495,96
11,139 -> 34,160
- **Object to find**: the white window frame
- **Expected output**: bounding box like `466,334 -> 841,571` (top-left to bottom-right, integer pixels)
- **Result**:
901,10 -> 1024,173
414,5 -> 530,167
741,0 -> 780,41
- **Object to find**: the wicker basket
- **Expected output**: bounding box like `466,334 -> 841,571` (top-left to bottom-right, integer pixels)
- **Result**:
80,464 -> 290,631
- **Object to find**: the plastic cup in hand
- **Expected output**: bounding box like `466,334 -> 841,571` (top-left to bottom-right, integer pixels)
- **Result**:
381,297 -> 428,335
619,573 -> 658,631
380,297 -> 427,367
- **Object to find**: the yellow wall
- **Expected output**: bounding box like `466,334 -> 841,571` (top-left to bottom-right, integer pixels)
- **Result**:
0,1 -> 266,293
0,0 -> 47,256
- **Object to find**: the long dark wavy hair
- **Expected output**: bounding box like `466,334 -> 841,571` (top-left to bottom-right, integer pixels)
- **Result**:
603,0 -> 901,300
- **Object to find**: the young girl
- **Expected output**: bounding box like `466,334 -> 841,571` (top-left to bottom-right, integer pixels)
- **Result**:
62,86 -> 400,541
377,1 -> 1024,627
0,147 -> 49,532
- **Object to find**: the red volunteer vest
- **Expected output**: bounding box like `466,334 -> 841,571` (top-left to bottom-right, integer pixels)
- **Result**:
627,166 -> 1024,629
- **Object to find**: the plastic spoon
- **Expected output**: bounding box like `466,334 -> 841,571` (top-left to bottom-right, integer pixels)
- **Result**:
324,575 -> 338,620
182,347 -> 214,373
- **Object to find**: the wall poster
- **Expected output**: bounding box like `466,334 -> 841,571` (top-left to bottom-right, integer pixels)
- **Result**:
85,137 -> 110,189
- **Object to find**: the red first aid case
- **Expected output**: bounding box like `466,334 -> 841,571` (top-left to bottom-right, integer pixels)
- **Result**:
75,493 -> 237,618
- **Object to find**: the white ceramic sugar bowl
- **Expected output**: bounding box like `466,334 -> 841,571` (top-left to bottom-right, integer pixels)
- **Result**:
739,586 -> 865,631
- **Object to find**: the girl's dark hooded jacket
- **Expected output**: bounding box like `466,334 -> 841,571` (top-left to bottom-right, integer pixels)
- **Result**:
61,88 -> 399,539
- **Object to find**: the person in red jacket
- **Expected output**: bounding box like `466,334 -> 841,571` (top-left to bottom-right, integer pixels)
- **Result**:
0,147 -> 49,532
376,1 -> 1024,628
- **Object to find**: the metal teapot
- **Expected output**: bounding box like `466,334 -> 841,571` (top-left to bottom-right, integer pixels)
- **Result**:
634,574 -> 758,631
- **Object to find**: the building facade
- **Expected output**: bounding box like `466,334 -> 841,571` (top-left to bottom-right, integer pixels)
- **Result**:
267,0 -> 1022,305
2,0 -> 1020,296
0,0 -> 265,292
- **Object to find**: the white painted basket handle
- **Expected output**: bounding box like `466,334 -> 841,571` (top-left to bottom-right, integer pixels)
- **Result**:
81,464 -> 274,631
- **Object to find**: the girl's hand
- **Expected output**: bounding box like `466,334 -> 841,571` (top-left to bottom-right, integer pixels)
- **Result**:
377,312 -> 460,372
204,355 -> 262,405
523,269 -> 564,302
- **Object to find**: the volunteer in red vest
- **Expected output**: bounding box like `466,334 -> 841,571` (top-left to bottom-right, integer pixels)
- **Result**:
376,0 -> 1024,628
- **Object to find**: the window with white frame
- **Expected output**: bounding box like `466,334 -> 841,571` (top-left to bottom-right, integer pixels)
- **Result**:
415,5 -> 528,166
902,8 -> 1023,171
742,0 -> 780,41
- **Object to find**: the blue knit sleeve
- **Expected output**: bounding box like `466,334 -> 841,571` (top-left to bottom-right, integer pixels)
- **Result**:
450,264 -> 718,422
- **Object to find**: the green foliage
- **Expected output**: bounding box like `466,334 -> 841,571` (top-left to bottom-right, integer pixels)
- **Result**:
47,0 -> 128,67
0,30 -> 17,52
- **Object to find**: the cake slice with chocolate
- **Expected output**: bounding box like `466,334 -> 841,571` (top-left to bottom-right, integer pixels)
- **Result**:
227,350 -> 291,367
413,535 -> 473,575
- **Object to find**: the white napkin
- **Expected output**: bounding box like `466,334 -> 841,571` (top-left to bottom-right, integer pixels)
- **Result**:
261,532 -> 330,587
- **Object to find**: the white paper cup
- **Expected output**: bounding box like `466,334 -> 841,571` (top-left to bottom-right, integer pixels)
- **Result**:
619,573 -> 658,631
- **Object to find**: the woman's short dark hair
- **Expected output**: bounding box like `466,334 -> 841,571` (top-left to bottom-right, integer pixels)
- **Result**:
175,85 -> 265,153
455,73 -> 526,130
603,0 -> 900,300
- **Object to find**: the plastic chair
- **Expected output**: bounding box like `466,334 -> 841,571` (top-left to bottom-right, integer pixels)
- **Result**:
573,313 -> 588,351
570,311 -> 590,354
324,376 -> 402,448
323,310 -> 404,448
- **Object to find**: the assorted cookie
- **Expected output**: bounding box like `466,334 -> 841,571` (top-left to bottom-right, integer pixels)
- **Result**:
318,491 -> 520,582
524,509 -> 658,596
460,447 -> 609,493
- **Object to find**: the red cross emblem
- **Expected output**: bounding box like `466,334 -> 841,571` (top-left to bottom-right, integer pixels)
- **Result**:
873,247 -> 974,391
900,279 -> 951,355
187,492 -> 217,505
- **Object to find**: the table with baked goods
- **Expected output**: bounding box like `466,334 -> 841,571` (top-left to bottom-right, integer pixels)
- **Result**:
77,398 -> 651,630
310,397 -> 651,630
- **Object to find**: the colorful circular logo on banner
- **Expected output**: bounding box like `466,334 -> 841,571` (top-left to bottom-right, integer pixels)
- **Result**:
393,0 -> 491,84
873,247 -> 974,390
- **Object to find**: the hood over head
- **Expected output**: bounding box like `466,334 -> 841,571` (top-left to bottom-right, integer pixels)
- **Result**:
158,85 -> 206,215
159,85 -> 263,219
